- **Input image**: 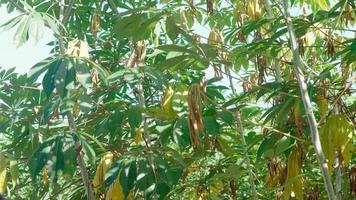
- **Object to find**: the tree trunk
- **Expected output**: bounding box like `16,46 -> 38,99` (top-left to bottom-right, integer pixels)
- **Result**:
281,1 -> 336,199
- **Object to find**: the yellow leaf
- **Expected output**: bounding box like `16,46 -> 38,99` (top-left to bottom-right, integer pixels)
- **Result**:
283,147 -> 303,200
208,28 -> 220,45
9,160 -> 18,189
42,168 -> 49,186
161,86 -> 177,117
105,174 -> 124,200
246,0 -> 262,20
0,155 -> 8,193
320,114 -> 355,173
316,98 -> 328,120
91,9 -> 100,36
93,152 -> 114,193
134,128 -> 143,144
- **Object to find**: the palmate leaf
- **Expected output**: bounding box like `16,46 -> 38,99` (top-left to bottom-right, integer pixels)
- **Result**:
42,96 -> 60,120
13,15 -> 31,47
28,134 -> 77,179
73,58 -> 92,91
28,13 -> 45,44
41,56 -> 92,98
42,58 -> 62,97
128,105 -> 143,129
119,161 -> 137,197
143,108 -> 178,121
156,45 -> 198,55
1,14 -> 25,31
28,56 -> 57,82
114,12 -> 165,41
320,114 -> 355,172
165,16 -> 179,41
104,158 -> 137,198
54,58 -> 71,99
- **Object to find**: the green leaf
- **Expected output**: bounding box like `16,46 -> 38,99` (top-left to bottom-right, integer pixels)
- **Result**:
43,96 -> 60,120
156,182 -> 170,200
165,16 -> 179,41
156,45 -> 197,55
42,59 -> 62,97
28,56 -> 57,82
143,108 -> 177,121
114,12 -> 164,41
128,105 -> 142,129
203,116 -> 220,135
256,134 -> 280,162
28,136 -> 58,178
42,13 -> 60,35
107,109 -> 124,134
217,110 -> 233,125
137,159 -> 155,195
55,57 -> 76,98
73,58 -> 92,90
154,55 -> 202,71
108,68 -> 141,83
54,59 -> 69,98
274,136 -> 294,156
105,160 -> 122,187
119,161 -> 137,197
80,137 -> 96,166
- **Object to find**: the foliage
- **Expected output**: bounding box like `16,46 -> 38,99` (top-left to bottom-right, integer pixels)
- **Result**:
0,0 -> 355,199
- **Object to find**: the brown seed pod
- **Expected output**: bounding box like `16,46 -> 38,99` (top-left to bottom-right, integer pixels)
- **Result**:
188,84 -> 204,149
91,69 -> 99,86
213,64 -> 223,80
230,179 -> 237,198
254,31 -> 266,85
341,4 -> 356,26
298,35 -> 306,56
326,34 -> 335,58
235,10 -> 246,42
266,161 -> 279,187
91,9 -> 100,36
306,186 -> 320,200
207,0 -> 213,15
188,0 -> 196,14
134,41 -> 146,67
275,191 -> 282,200
257,55 -> 266,85
278,165 -> 287,185
126,41 -> 146,68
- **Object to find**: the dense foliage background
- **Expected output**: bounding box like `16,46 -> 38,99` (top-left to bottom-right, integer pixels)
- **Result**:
0,0 -> 355,199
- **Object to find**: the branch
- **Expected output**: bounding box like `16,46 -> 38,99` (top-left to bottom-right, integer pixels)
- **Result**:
281,0 -> 336,199
108,0 -> 120,15
226,68 -> 258,200
61,0 -> 75,25
57,1 -> 95,199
